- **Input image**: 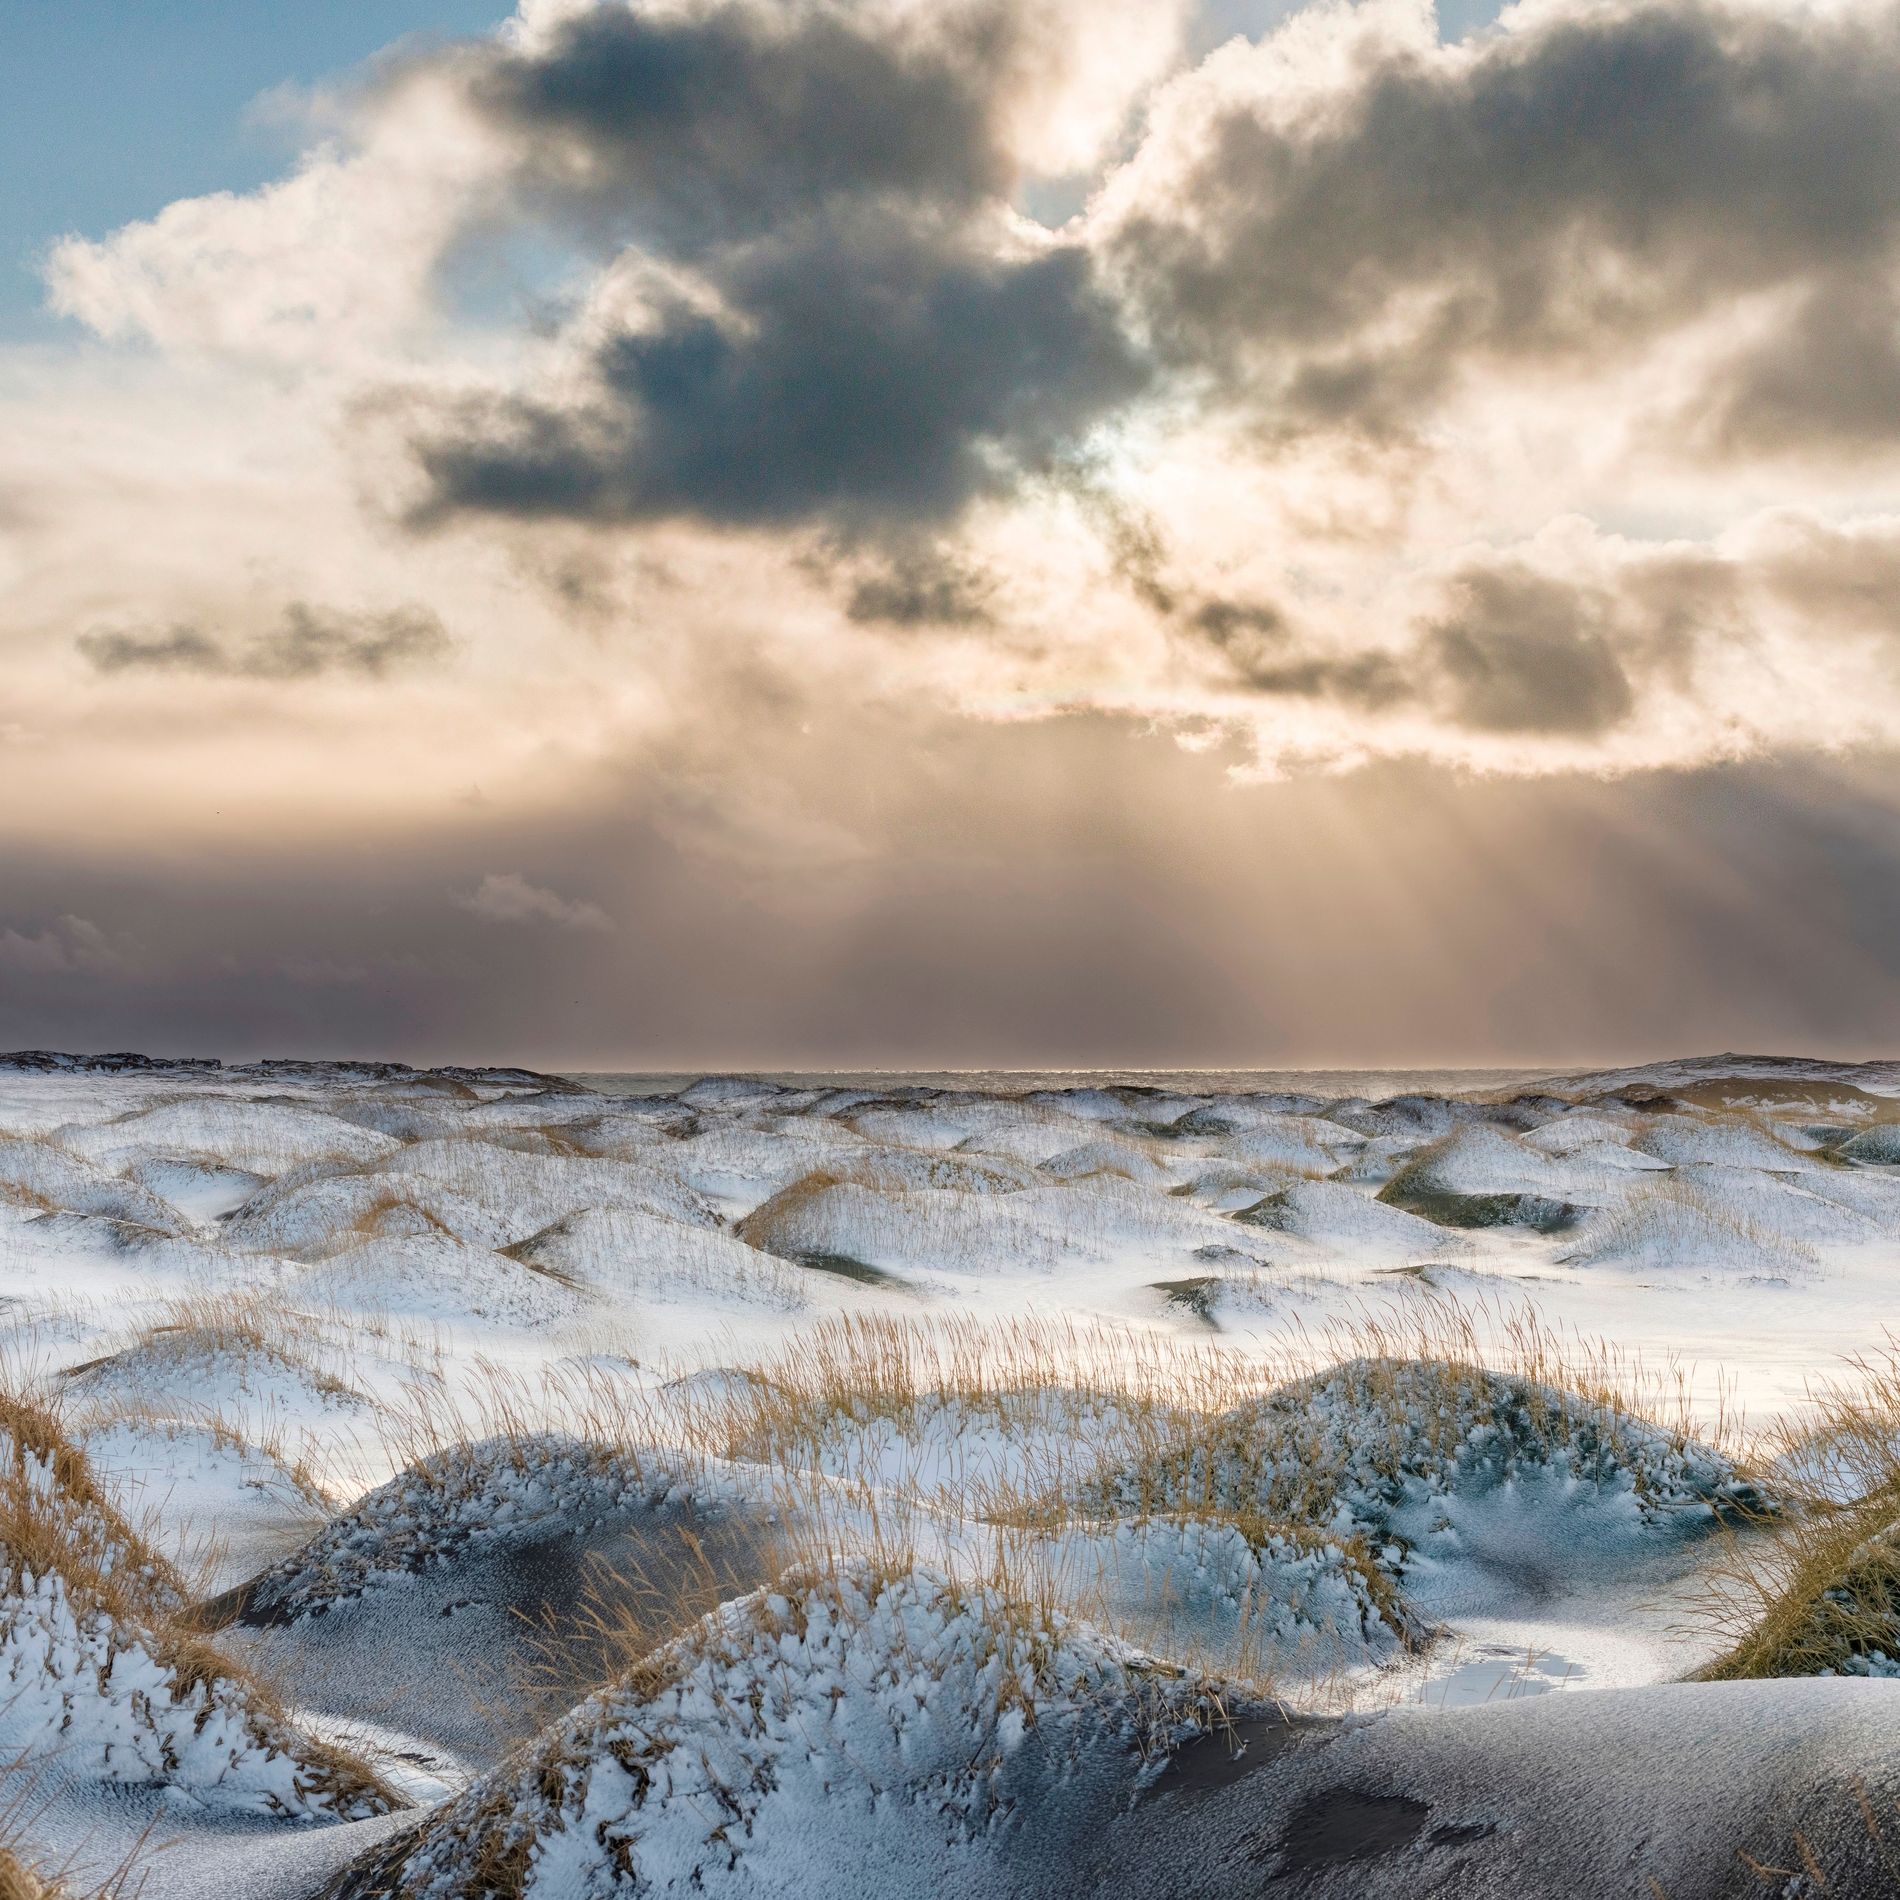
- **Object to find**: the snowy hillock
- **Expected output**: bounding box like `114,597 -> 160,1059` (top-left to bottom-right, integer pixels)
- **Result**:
1376,1126 -> 1581,1231
830,1145 -> 1039,1195
54,1099 -> 400,1178
1559,1176 -> 1832,1273
1633,1114 -> 1818,1172
500,1206 -> 809,1311
221,1165 -> 508,1259
223,1139 -> 724,1265
1330,1094 -> 1480,1140
1520,1111 -> 1648,1157
75,1412 -> 330,1589
1170,1162 -> 1307,1212
842,1102 -> 980,1149
1051,1515 -> 1419,1673
61,1320 -> 368,1420
220,1436 -> 759,1626
1040,1137 -> 1178,1188
322,1558 -> 1234,1900
1083,1358 -> 1753,1547
0,1135 -> 184,1232
1233,1178 -> 1458,1262
296,1232 -> 595,1327
1840,1121 -> 1900,1164
0,1391 -> 396,1823
1222,1115 -> 1360,1172
735,1172 -> 1068,1280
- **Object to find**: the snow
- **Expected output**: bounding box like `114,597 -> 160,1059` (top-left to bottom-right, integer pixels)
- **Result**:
0,1567 -> 385,1820
1082,1357 -> 1751,1551
295,1233 -> 594,1327
1840,1121 -> 1900,1163
225,1435 -> 771,1629
1634,1113 -> 1821,1172
1,1397 -> 396,1831
347,1558 -> 1228,1900
501,1205 -> 810,1310
55,1099 -> 401,1177
62,1329 -> 370,1421
1234,1177 -> 1461,1261
1049,1515 -> 1415,1676
5,1054 -> 1900,1896
1384,1123 -> 1570,1197
76,1414 -> 330,1589
0,1134 -> 184,1231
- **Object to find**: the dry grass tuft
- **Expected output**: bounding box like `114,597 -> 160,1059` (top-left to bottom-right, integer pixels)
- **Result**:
0,1386 -> 183,1615
0,1850 -> 55,1900
0,1376 -> 400,1818
1701,1340 -> 1900,1680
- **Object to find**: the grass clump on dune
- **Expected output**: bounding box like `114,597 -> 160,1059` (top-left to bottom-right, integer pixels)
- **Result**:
1702,1342 -> 1900,1681
1704,1515 -> 1900,1680
1560,1175 -> 1820,1275
1064,1301 -> 1752,1543
61,1289 -> 373,1415
1079,1353 -> 1750,1544
213,1432 -> 738,1627
0,1383 -> 400,1822
323,1555 -> 1239,1900
0,1851 -> 55,1900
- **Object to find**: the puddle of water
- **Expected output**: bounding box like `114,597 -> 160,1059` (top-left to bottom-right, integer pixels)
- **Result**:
1278,1790 -> 1429,1867
1419,1642 -> 1584,1708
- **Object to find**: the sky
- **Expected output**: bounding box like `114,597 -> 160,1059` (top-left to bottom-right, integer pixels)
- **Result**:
4,0 -> 1900,1070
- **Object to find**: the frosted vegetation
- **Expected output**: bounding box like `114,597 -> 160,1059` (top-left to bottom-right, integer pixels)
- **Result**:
3,1051 -> 1900,1894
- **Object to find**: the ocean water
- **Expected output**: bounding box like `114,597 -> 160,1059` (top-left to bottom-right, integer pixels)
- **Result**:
568,1066 -> 1551,1100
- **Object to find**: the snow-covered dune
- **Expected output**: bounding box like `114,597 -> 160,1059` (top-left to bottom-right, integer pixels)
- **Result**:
2,1049 -> 1899,1897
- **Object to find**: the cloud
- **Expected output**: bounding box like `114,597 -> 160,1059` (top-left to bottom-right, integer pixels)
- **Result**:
41,70 -> 497,362
26,0 -> 1900,872
462,0 -> 1014,252
353,0 -> 1155,534
1689,273 -> 1900,459
1098,0 -> 1900,452
1424,565 -> 1638,736
845,542 -> 999,627
78,604 -> 450,681
454,871 -> 612,930
0,915 -> 130,976
404,207 -> 1147,532
463,0 -> 1190,232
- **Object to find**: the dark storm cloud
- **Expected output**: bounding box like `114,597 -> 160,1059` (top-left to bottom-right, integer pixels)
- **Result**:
396,0 -> 1153,534
1109,0 -> 1900,450
1426,568 -> 1637,736
1178,596 -> 1406,704
402,0 -> 1900,559
1691,275 -> 1900,458
78,604 -> 450,681
409,214 -> 1147,530
845,543 -> 998,627
464,0 -> 1014,252
1416,551 -> 1740,736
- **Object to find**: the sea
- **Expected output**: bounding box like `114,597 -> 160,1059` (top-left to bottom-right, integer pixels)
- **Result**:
567,1067 -> 1553,1100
